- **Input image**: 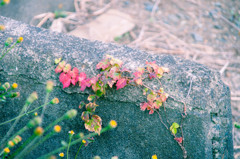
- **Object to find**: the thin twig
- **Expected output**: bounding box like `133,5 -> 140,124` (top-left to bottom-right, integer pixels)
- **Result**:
156,110 -> 168,130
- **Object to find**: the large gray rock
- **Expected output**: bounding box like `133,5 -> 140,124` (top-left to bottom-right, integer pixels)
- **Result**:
0,16 -> 233,159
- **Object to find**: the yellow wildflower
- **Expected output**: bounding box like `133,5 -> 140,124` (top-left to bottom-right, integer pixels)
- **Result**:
12,83 -> 18,89
152,154 -> 157,159
68,130 -> 74,135
109,120 -> 117,128
4,147 -> 10,154
0,25 -> 5,31
59,152 -> 64,157
54,125 -> 61,133
17,37 -> 23,43
82,140 -> 86,144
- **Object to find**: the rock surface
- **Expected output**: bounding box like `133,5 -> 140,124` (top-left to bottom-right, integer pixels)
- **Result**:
0,16 -> 233,159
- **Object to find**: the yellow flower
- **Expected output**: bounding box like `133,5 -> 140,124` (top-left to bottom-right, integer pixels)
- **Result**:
12,83 -> 18,89
0,25 -> 5,31
82,140 -> 86,144
152,154 -> 157,159
59,152 -> 64,157
17,37 -> 23,43
4,147 -> 10,154
68,130 -> 74,135
54,125 -> 61,133
109,120 -> 117,128
34,112 -> 38,116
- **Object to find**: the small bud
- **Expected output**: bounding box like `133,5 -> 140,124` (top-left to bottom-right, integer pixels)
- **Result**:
13,138 -> 19,144
26,92 -> 38,105
7,141 -> 15,147
12,83 -> 18,89
78,132 -> 84,138
5,37 -> 13,46
48,156 -> 57,159
17,37 -> 23,43
64,109 -> 77,119
34,112 -> 38,116
46,81 -> 54,93
54,125 -> 61,133
63,64 -> 71,73
0,25 -> 5,31
109,120 -> 117,129
15,135 -> 22,142
34,127 -> 44,136
27,117 -> 42,128
3,147 -> 10,154
93,156 -> 101,159
9,92 -> 20,98
2,82 -> 10,90
111,157 -> 118,159
82,140 -> 86,144
50,98 -> 59,104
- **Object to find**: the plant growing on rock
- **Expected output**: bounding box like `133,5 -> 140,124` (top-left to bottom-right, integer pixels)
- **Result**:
55,55 -> 188,158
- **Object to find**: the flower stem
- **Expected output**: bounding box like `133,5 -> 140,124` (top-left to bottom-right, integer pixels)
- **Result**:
74,143 -> 83,159
0,102 -> 51,126
40,92 -> 50,126
0,42 -> 17,61
37,125 -> 112,159
67,135 -> 73,159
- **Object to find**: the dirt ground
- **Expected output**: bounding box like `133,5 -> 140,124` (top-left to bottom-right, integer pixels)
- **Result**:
29,0 -> 240,158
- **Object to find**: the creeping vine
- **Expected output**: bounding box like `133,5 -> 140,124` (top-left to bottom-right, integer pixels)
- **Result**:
55,55 -> 188,158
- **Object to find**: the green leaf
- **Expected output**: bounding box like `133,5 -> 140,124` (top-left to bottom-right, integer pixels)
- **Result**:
143,88 -> 149,95
172,122 -> 180,129
234,122 -> 240,129
96,90 -> 103,97
171,128 -> 177,135
87,95 -> 95,101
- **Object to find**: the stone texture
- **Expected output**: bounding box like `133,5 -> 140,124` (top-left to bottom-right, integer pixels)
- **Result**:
0,16 -> 233,159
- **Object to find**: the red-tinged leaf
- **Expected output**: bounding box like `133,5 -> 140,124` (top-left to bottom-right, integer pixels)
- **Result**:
63,64 -> 71,73
147,91 -> 157,101
162,67 -> 170,73
96,60 -> 109,70
148,73 -> 156,80
58,61 -> 66,68
80,79 -> 91,91
71,79 -> 77,85
134,78 -> 143,85
160,93 -> 169,102
140,102 -> 148,111
59,72 -> 68,83
62,79 -> 71,88
78,72 -> 86,82
69,67 -> 79,79
137,67 -> 145,74
154,99 -> 162,109
90,76 -> 99,85
107,79 -> 116,88
149,109 -> 154,114
174,137 -> 183,144
156,67 -> 164,77
116,78 -> 127,90
110,58 -> 123,67
108,67 -> 121,80
81,111 -> 90,122
133,71 -> 142,78
55,65 -> 63,73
